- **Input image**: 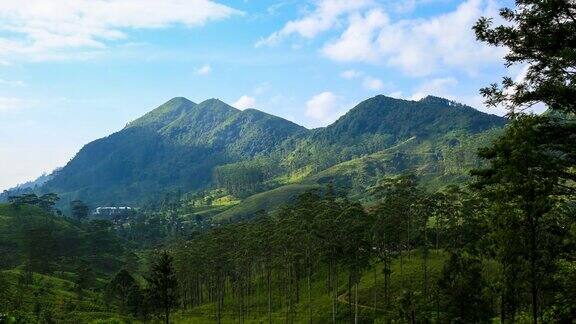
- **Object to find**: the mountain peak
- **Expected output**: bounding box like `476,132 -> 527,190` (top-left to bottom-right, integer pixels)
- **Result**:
199,98 -> 233,106
418,95 -> 462,107
196,98 -> 239,113
324,94 -> 506,140
166,96 -> 194,105
127,97 -> 196,129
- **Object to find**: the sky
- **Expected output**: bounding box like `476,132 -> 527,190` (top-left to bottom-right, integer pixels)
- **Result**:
0,0 -> 526,191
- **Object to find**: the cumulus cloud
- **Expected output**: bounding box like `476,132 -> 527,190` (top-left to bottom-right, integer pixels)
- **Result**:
196,64 -> 212,75
340,69 -> 362,80
254,82 -> 271,95
260,0 -> 504,76
305,91 -> 345,125
324,0 -> 504,76
0,0 -> 242,61
410,77 -> 459,100
255,0 -> 374,47
387,91 -> 403,98
340,69 -> 385,91
233,95 -> 256,110
362,76 -> 385,90
322,8 -> 387,63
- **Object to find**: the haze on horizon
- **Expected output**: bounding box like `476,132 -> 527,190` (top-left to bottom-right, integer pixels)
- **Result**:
0,0 -> 528,190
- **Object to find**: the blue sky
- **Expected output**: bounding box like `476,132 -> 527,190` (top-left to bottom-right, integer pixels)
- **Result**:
0,0 -> 522,190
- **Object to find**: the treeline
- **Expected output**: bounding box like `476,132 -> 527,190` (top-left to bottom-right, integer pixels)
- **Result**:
0,199 -> 126,275
213,158 -> 278,197
116,173 -> 573,323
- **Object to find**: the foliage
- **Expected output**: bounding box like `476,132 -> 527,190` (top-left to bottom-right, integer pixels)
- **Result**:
473,1 -> 576,322
28,94 -> 506,207
474,0 -> 576,115
146,251 -> 178,324
438,253 -> 492,322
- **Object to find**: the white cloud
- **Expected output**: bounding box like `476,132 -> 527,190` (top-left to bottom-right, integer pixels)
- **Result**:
233,95 -> 256,110
322,0 -> 504,76
410,77 -> 459,100
362,76 -> 384,90
305,91 -> 344,125
340,69 -> 385,91
387,91 -> 403,98
322,8 -> 387,63
392,0 -> 444,14
196,64 -> 212,75
265,0 -> 504,76
256,0 -> 374,47
0,0 -> 242,61
254,82 -> 271,95
340,69 -> 362,80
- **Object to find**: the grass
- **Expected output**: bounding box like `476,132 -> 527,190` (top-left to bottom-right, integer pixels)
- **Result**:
272,166 -> 314,185
0,269 -> 124,323
213,184 -> 320,222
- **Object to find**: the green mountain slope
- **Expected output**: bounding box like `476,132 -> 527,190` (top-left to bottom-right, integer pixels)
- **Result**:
38,95 -> 506,207
43,98 -> 306,205
280,95 -> 505,173
127,96 -> 197,129
215,127 -> 503,221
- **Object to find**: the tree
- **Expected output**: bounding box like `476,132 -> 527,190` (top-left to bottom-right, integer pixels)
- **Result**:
339,201 -> 372,323
71,200 -> 89,222
472,115 -> 575,322
438,253 -> 492,323
8,193 -> 39,209
370,174 -> 420,280
474,2 -> 576,322
146,250 -> 178,324
0,272 -> 11,312
110,269 -> 141,316
38,193 -> 59,214
474,0 -> 576,116
74,261 -> 95,301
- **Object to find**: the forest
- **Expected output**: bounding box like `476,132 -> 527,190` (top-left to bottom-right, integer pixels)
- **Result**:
1,0 -> 575,323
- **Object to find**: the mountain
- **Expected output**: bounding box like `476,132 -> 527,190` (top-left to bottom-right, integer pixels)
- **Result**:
325,95 -> 504,140
37,95 -> 506,208
276,95 -> 506,177
43,98 -> 306,206
126,97 -> 197,129
216,96 -> 506,220
0,171 -> 58,203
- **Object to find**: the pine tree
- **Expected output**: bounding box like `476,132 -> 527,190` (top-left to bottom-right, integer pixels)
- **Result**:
71,200 -> 89,222
474,2 -> 576,322
146,251 -> 178,324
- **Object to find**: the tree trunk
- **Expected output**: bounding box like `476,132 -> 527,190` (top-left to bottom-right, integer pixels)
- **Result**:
354,283 -> 359,324
267,265 -> 272,324
530,216 -> 539,324
308,263 -> 312,324
373,266 -> 377,317
423,224 -> 429,297
331,260 -> 336,324
348,274 -> 352,322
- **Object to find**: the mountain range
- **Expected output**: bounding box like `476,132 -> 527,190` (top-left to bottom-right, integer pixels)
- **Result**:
9,95 -> 506,218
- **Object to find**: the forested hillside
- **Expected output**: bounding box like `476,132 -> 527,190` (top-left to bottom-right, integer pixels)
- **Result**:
34,95 -> 505,213
41,98 -> 307,206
